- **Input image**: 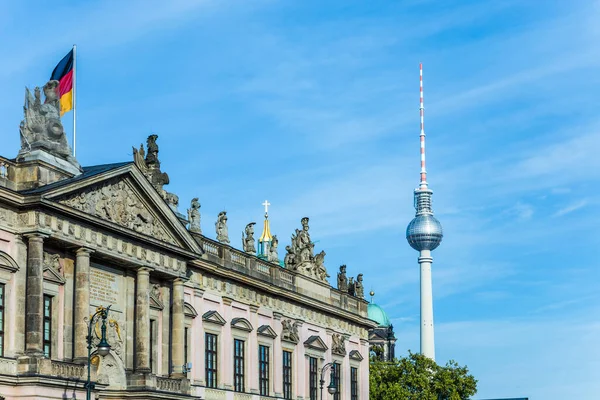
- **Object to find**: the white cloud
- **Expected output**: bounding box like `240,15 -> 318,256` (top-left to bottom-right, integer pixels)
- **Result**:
552,199 -> 588,217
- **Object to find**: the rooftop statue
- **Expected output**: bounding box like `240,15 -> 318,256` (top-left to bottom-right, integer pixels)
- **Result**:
17,81 -> 80,169
133,135 -> 170,192
286,217 -> 330,283
284,245 -> 296,270
314,250 -> 328,281
215,211 -> 230,244
242,222 -> 256,253
268,235 -> 279,263
347,277 -> 355,296
187,198 -> 201,233
354,273 -> 364,298
337,265 -> 348,292
133,135 -> 179,211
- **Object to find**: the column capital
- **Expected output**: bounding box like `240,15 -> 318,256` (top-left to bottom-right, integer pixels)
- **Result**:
76,247 -> 95,256
272,311 -> 283,321
23,230 -> 51,241
136,266 -> 153,274
172,277 -> 186,285
249,304 -> 259,313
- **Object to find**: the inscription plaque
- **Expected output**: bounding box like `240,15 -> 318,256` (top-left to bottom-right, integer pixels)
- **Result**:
90,268 -> 120,305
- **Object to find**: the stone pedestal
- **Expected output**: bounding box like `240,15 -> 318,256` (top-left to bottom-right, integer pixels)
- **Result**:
24,233 -> 46,356
171,278 -> 185,378
74,248 -> 93,363
135,267 -> 151,372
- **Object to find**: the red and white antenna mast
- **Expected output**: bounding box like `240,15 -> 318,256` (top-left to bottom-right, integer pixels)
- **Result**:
419,62 -> 428,189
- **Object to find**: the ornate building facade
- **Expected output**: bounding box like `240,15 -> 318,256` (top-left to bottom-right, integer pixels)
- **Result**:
0,80 -> 375,399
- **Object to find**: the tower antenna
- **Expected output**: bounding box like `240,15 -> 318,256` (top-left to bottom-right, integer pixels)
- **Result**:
419,63 -> 427,189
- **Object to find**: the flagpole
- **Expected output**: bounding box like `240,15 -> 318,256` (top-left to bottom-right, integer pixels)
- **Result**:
72,44 -> 77,157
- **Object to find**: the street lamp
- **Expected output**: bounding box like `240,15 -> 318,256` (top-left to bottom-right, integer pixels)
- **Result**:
319,362 -> 337,400
86,305 -> 111,400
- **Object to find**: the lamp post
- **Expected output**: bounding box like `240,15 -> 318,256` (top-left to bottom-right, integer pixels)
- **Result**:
319,362 -> 337,400
85,305 -> 111,400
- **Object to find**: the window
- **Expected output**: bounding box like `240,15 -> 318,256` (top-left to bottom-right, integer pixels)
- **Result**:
332,363 -> 341,400
149,319 -> 155,372
259,345 -> 270,396
184,327 -> 189,367
205,333 -> 218,388
351,367 -> 358,400
234,339 -> 245,392
309,357 -> 318,400
283,350 -> 293,399
43,295 -> 52,358
0,284 -> 4,357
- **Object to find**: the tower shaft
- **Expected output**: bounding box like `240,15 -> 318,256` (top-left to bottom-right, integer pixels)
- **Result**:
419,250 -> 435,360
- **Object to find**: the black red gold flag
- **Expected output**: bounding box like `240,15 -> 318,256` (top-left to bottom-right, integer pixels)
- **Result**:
50,49 -> 74,116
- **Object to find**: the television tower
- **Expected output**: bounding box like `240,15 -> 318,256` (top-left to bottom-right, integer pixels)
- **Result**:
406,64 -> 443,361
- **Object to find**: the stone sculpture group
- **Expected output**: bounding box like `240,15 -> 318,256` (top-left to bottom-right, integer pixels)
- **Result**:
17,80 -> 80,170
283,217 -> 329,282
337,265 -> 364,298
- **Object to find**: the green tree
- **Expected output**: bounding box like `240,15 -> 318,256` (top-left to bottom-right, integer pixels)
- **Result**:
369,351 -> 477,400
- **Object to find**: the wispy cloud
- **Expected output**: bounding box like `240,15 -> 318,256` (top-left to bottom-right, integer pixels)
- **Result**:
552,199 -> 588,217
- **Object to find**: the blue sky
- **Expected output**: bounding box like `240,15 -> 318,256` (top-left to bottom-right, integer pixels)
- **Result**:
2,0 -> 600,398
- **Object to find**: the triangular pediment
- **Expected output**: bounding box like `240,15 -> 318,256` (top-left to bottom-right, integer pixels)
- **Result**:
40,163 -> 201,253
149,294 -> 164,310
231,317 -> 253,332
202,310 -> 226,326
304,335 -> 328,352
43,265 -> 65,285
257,325 -> 278,339
349,350 -> 364,361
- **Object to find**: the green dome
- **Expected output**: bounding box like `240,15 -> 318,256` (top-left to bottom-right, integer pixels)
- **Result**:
368,303 -> 391,327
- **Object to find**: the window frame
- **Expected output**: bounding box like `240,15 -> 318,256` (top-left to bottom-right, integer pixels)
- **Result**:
184,327 -> 189,367
309,356 -> 318,400
351,366 -> 358,400
0,283 -> 5,357
205,332 -> 218,388
234,339 -> 245,392
258,344 -> 270,396
43,295 -> 52,358
332,362 -> 341,400
282,350 -> 293,399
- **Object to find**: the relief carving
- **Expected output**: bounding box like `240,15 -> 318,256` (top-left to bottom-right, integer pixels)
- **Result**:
331,333 -> 346,356
281,319 -> 300,343
59,179 -> 178,245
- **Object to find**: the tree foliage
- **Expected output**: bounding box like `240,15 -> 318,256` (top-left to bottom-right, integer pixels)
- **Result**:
369,351 -> 477,400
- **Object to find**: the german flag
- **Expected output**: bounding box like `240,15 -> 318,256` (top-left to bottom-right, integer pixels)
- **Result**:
50,49 -> 74,116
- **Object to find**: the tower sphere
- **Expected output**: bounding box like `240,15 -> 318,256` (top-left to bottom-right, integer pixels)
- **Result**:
406,214 -> 443,251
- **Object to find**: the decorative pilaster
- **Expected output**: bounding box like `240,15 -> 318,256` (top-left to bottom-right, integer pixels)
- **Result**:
24,233 -> 47,356
74,247 -> 93,363
135,267 -> 152,372
171,278 -> 185,377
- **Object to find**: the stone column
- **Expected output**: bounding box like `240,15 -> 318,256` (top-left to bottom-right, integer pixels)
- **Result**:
24,233 -> 46,356
74,248 -> 93,363
171,278 -> 185,377
135,267 -> 151,372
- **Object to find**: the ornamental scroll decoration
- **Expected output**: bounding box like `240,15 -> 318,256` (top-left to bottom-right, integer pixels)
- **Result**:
58,179 -> 178,245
